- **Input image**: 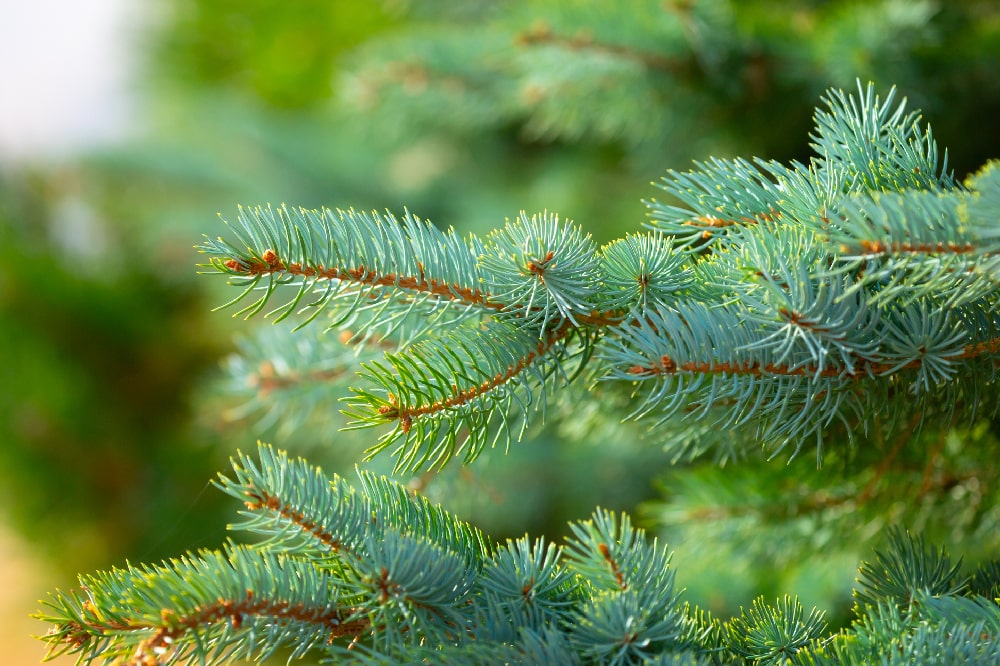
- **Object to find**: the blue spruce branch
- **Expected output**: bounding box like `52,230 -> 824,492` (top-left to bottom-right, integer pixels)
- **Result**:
37,443 -> 1000,664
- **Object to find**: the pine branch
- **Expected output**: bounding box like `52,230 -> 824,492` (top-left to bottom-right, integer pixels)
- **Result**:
479,211 -> 602,331
215,444 -> 364,555
597,232 -> 692,314
354,469 -> 492,567
809,82 -> 954,193
198,206 -> 490,339
38,545 -> 367,665
646,156 -> 789,249
562,509 -> 689,663
479,536 -> 580,631
197,83 -> 1000,471
219,326 -> 373,436
216,444 -> 490,561
724,595 -> 827,665
343,318 -> 589,472
643,415 -> 1000,584
829,190 -> 999,307
854,528 -> 966,614
515,20 -> 695,77
38,444 -> 1000,664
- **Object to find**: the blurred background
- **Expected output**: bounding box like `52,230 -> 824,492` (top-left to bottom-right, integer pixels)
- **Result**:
3,1 -> 1000,663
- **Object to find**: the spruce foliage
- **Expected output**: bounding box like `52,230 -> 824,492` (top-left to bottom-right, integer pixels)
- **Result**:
196,82 -> 997,472
38,84 -> 1000,663
38,444 -> 1000,664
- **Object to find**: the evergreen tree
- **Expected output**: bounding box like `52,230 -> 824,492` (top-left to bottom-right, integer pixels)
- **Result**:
37,80 -> 1000,664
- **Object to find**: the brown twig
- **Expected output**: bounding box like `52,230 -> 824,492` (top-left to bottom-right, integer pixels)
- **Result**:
134,590 -> 367,665
516,22 -> 693,76
626,336 -> 1000,380
222,250 -> 627,328
242,488 -> 345,553
378,321 -> 576,431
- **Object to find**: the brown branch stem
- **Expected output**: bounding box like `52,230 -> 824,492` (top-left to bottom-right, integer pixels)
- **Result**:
845,240 -> 982,255
135,590 -> 368,665
379,322 -> 577,432
222,250 -> 626,328
50,591 -> 368,665
242,488 -> 345,553
225,251 -> 499,313
627,336 -> 1000,380
516,24 -> 694,76
250,361 -> 346,398
598,542 -> 627,591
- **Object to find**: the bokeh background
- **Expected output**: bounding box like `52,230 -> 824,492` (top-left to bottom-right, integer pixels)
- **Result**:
3,1 -> 1000,663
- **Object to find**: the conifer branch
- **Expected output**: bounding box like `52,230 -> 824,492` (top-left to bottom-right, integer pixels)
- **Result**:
214,444 -> 489,566
620,336 -> 1000,380
810,83 -> 954,192
129,589 -> 367,666
27,3 -> 1000,653
222,246 -> 496,312
38,443 -> 1000,664
647,157 -> 790,249
39,545 -> 368,665
218,326 -> 388,438
344,319 -> 589,472
854,528 -> 966,613
374,322 -> 574,427
515,22 -> 695,77
198,206 -> 490,338
197,82 -> 1000,469
725,595 -> 827,664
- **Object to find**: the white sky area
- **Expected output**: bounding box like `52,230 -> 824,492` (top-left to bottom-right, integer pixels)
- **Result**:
0,0 -> 143,164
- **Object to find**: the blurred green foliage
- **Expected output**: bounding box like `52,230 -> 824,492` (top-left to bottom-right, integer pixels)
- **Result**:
0,171 -> 230,571
156,1 -> 397,109
4,0 -> 999,631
